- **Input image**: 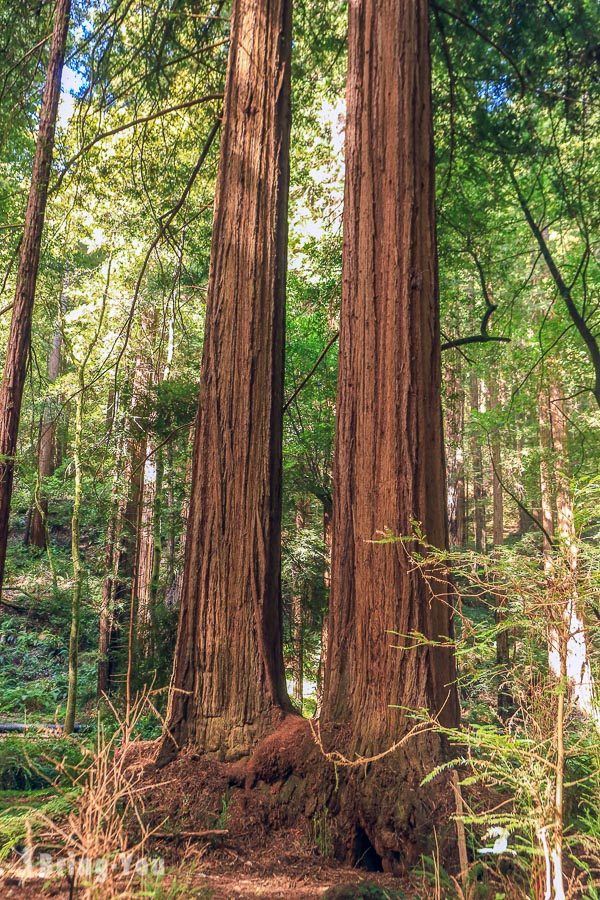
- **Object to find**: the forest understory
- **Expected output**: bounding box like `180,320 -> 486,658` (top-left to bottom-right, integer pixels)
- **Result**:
1,0 -> 600,897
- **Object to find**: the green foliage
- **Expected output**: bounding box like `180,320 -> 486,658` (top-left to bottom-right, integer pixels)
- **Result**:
0,735 -> 84,791
309,807 -> 334,858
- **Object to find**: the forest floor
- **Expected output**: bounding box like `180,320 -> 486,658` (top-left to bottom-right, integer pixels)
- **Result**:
2,845 -> 411,899
0,734 -> 424,898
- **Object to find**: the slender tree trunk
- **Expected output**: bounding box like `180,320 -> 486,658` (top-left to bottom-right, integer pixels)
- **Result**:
160,0 -> 294,761
101,350 -> 149,696
97,390 -> 124,699
489,380 -> 511,719
64,372 -> 83,735
65,262 -> 109,729
445,354 -> 466,548
320,0 -> 459,869
27,303 -> 64,549
291,502 -> 308,708
470,374 -> 487,552
136,449 -> 158,655
538,384 -> 555,576
97,479 -> 121,698
0,0 -> 71,592
316,499 -> 332,715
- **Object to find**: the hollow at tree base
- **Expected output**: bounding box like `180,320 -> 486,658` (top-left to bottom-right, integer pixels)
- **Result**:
139,717 -> 457,878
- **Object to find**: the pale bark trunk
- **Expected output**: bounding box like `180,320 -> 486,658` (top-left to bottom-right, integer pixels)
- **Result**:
161,0 -> 294,760
64,371 -> 83,735
547,378 -> 598,726
0,0 -> 71,591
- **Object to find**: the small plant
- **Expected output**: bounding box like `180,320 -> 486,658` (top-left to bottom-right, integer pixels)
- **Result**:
310,807 -> 334,857
3,689 -> 169,896
214,792 -> 231,830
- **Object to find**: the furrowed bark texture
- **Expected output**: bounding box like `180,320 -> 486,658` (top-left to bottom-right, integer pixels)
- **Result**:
0,0 -> 71,589
161,0 -> 293,759
322,0 -> 459,751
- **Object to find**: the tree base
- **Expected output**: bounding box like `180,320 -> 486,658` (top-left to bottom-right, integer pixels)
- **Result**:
147,716 -> 457,876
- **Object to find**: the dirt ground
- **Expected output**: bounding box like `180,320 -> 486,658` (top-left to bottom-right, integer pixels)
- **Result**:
1,831 -> 414,898
0,733 -> 434,898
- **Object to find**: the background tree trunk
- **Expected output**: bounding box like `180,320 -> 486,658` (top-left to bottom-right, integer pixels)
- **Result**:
316,499 -> 332,714
101,345 -> 151,694
291,503 -> 307,708
489,379 -> 511,718
160,0 -> 294,761
445,354 -> 466,548
320,0 -> 459,870
470,373 -> 487,552
0,0 -> 71,592
27,301 -> 64,549
547,375 -> 598,725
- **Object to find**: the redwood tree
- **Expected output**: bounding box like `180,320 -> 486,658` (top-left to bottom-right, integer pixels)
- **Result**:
0,0 -> 71,590
320,0 -> 459,866
160,0 -> 293,761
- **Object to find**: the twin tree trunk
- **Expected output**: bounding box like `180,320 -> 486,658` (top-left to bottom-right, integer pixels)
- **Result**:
160,0 -> 294,760
321,0 -> 459,750
0,0 -> 71,590
160,0 -> 459,863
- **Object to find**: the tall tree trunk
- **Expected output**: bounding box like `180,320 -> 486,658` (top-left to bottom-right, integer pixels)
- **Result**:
0,0 -> 71,592
65,262 -> 109,730
445,354 -> 466,548
320,0 -> 459,869
160,0 -> 294,761
470,373 -> 487,552
27,303 -> 64,549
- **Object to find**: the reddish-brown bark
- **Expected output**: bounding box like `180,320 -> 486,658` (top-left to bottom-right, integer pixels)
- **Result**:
0,0 -> 71,590
322,0 -> 459,751
315,4 -> 460,866
160,0 -> 294,761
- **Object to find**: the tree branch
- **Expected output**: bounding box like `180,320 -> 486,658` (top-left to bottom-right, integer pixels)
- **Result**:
283,331 -> 339,413
53,93 -> 223,193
